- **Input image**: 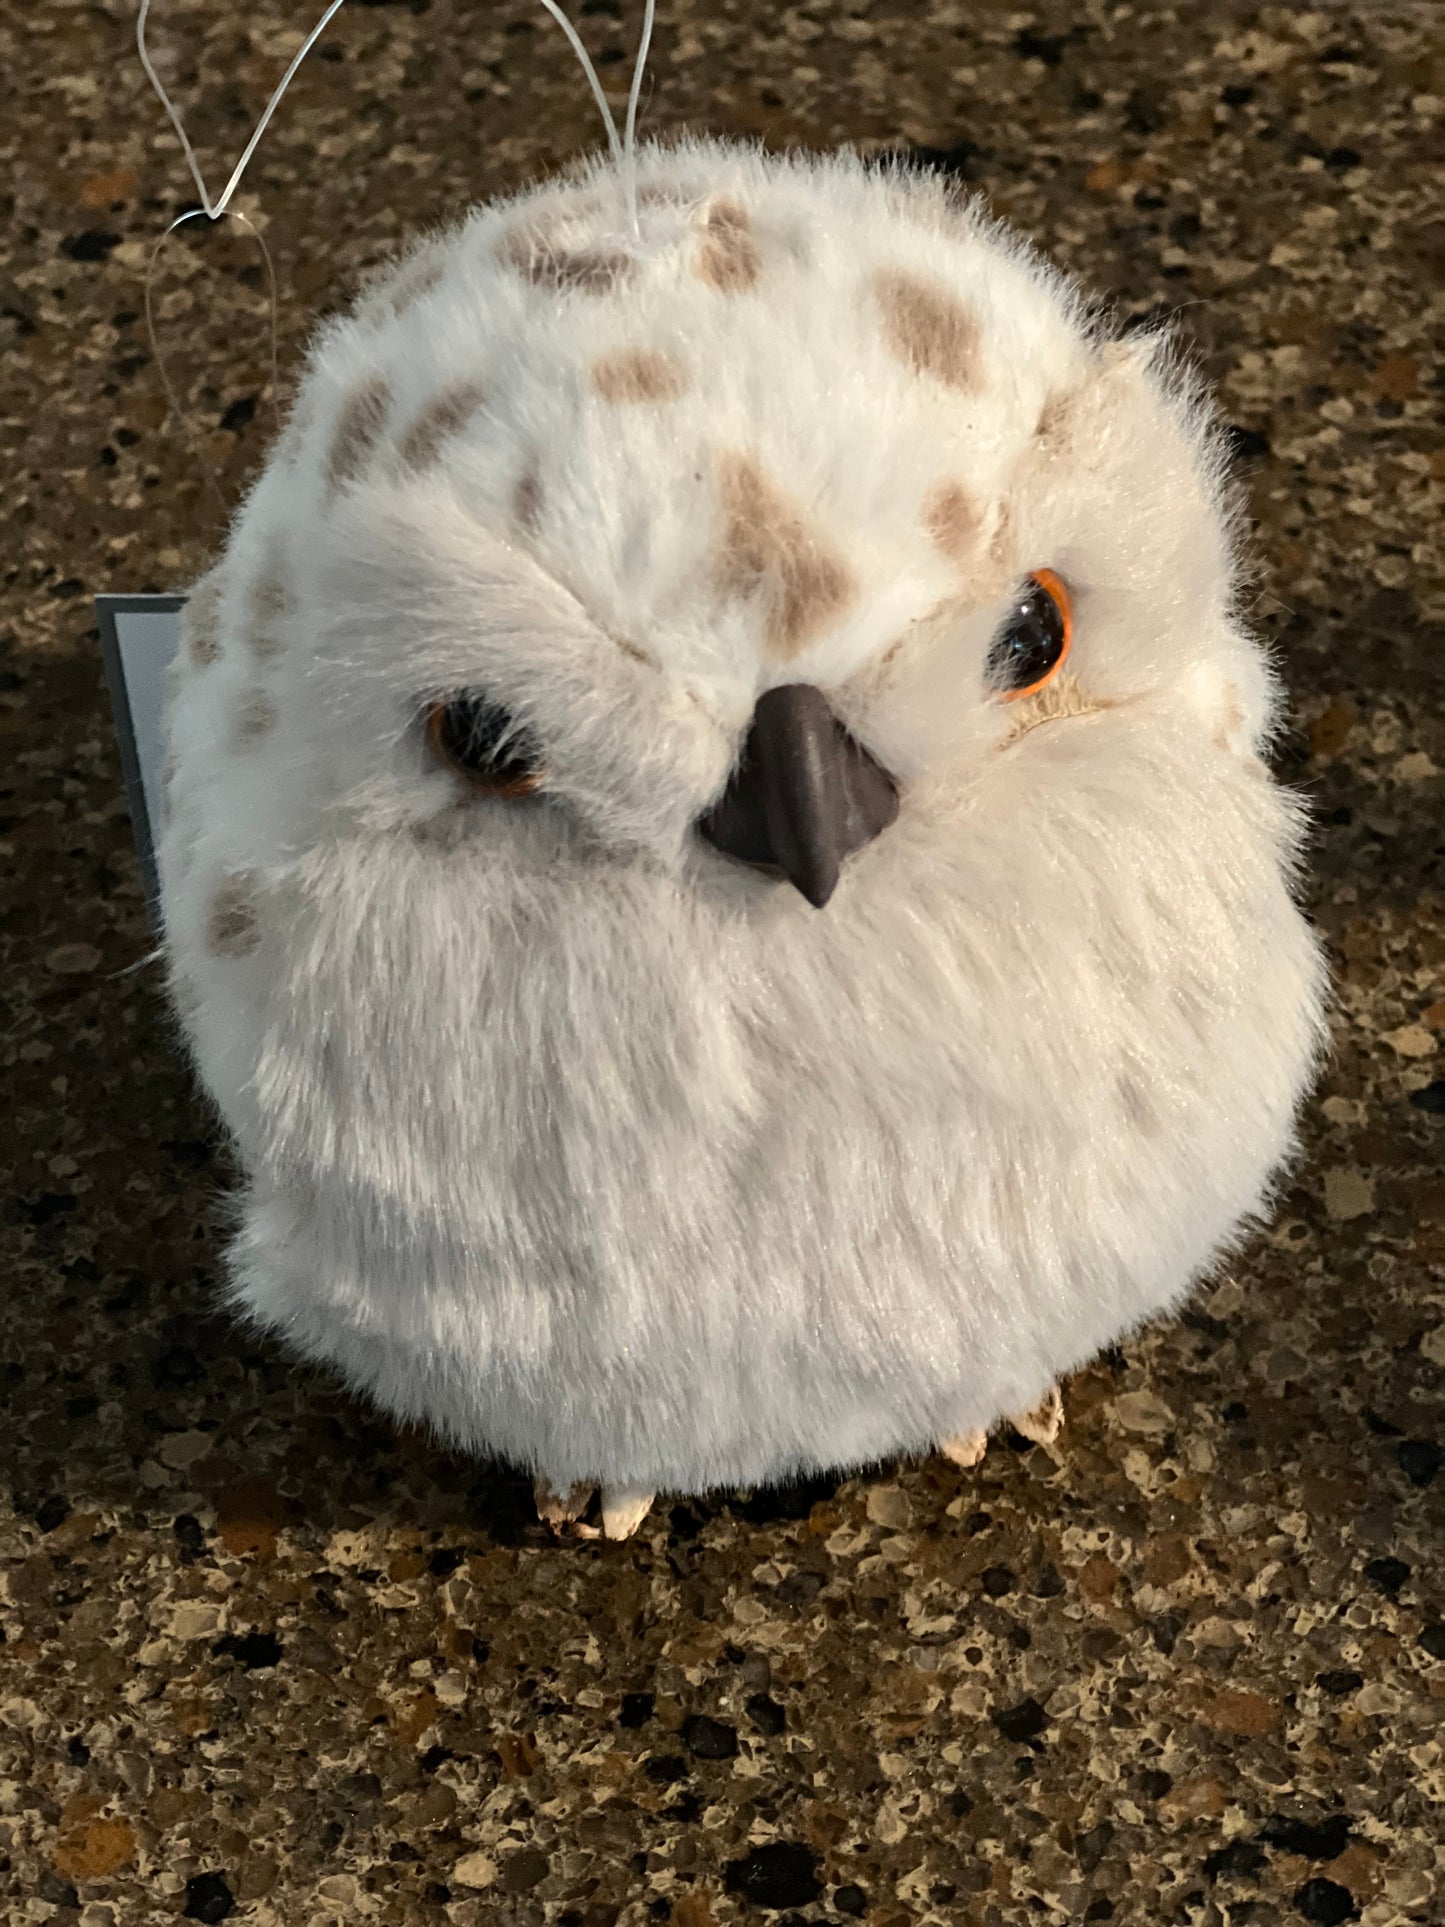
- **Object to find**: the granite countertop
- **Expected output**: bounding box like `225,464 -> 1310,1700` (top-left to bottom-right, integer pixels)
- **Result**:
1,2 -> 1441,1924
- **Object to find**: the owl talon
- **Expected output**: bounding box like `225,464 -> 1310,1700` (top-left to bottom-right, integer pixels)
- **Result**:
534,1477 -> 597,1535
600,1485 -> 655,1540
939,1428 -> 989,1468
1008,1383 -> 1064,1445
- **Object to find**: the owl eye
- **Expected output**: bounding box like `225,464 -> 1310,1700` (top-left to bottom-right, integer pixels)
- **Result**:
426,693 -> 544,797
987,568 -> 1073,700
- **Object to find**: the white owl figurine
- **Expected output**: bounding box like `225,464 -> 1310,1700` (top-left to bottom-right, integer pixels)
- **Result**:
157,137 -> 1329,1539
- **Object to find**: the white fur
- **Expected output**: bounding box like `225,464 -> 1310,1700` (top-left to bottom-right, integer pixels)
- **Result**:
157,139 -> 1329,1496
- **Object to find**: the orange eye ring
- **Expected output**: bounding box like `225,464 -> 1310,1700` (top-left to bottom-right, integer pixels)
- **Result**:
425,698 -> 545,798
997,567 -> 1073,702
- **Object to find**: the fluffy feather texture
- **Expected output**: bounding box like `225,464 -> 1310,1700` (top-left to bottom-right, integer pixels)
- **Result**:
157,137 -> 1329,1497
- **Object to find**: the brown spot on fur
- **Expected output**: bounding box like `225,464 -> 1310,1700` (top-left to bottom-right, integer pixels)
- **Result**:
873,267 -> 983,391
513,467 -> 543,535
248,549 -> 288,659
695,198 -> 761,293
232,688 -> 277,747
1035,387 -> 1082,451
714,451 -> 855,660
504,226 -> 634,293
923,480 -> 982,561
399,380 -> 487,469
591,348 -> 687,405
183,576 -> 222,667
326,373 -> 391,489
206,872 -> 262,957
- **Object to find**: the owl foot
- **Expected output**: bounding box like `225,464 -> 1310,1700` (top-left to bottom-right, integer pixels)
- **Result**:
938,1384 -> 1065,1470
1008,1383 -> 1064,1445
939,1428 -> 989,1468
534,1477 -> 601,1539
600,1485 -> 656,1541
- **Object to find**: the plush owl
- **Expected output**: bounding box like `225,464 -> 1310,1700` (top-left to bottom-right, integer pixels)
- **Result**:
156,136 -> 1329,1538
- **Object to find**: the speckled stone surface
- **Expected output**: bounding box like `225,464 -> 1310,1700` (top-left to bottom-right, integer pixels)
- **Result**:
2,3 -> 1442,1924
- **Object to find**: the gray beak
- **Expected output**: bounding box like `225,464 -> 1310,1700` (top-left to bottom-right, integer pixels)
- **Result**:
697,684 -> 900,908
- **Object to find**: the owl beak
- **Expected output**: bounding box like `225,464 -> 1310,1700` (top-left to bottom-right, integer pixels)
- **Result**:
697,684 -> 899,908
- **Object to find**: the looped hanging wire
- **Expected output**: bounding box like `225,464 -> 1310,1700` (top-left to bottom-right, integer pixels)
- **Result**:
143,207 -> 280,520
134,0 -> 662,509
136,0 -> 350,221
136,0 -> 349,514
533,0 -> 659,237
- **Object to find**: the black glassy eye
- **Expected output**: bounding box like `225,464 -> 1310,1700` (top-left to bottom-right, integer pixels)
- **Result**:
426,693 -> 543,797
987,568 -> 1073,700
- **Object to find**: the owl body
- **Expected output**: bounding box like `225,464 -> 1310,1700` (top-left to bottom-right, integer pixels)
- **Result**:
158,138 -> 1327,1499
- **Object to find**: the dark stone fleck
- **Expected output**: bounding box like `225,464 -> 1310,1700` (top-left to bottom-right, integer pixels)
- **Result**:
775,1569 -> 825,1608
832,1885 -> 867,1917
1033,1562 -> 1065,1597
1204,1839 -> 1269,1879
1084,1902 -> 1115,1921
904,139 -> 987,181
419,1745 -> 453,1772
745,1692 -> 786,1736
213,1630 -> 283,1670
422,1884 -> 451,1906
388,1841 -> 421,1861
37,1871 -> 79,1906
61,229 -> 121,261
1293,1877 -> 1360,1924
1420,1623 -> 1445,1660
427,1546 -> 465,1576
1325,146 -> 1362,171
1225,424 -> 1271,465
149,1346 -> 203,1389
183,1873 -> 235,1922
35,1494 -> 70,1533
220,396 -> 256,432
25,1192 -> 76,1225
992,1696 -> 1048,1742
1014,28 -> 1065,64
1363,1408 -> 1404,1437
502,1848 -> 548,1892
643,1754 -> 687,1784
1363,1556 -> 1410,1596
1075,1822 -> 1114,1874
949,1787 -> 973,1816
980,1565 -> 1015,1597
664,1790 -> 704,1823
619,1691 -> 654,1728
682,1713 -> 738,1759
1408,1079 -> 1445,1114
723,1842 -> 822,1909
1151,1614 -> 1184,1656
1317,1669 -> 1364,1697
1396,1439 -> 1442,1487
1138,1770 -> 1173,1799
1261,1814 -> 1352,1860
1222,83 -> 1256,105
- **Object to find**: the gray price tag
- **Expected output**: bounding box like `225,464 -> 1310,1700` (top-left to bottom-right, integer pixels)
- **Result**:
96,593 -> 184,934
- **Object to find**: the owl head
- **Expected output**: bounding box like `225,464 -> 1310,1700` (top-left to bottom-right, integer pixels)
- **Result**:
172,137 -> 1283,895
